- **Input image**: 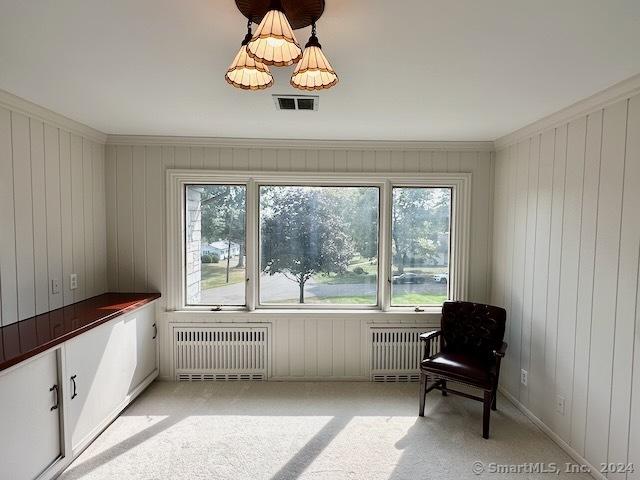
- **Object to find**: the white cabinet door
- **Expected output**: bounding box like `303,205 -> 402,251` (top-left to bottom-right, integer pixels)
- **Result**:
65,317 -> 136,453
129,303 -> 158,393
0,351 -> 62,480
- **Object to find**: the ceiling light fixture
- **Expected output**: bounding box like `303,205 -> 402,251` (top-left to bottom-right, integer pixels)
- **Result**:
290,23 -> 337,91
246,1 -> 302,67
228,0 -> 337,91
225,19 -> 274,90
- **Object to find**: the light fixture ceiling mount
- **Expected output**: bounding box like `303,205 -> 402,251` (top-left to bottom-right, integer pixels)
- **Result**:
226,0 -> 337,91
234,0 -> 325,30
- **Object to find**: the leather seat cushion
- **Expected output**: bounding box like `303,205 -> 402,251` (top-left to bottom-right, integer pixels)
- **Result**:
421,352 -> 495,388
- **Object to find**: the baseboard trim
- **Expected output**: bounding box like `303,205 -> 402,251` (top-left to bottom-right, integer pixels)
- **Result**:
499,386 -> 605,480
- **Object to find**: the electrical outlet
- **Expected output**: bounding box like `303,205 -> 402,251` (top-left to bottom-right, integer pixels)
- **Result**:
51,278 -> 60,294
70,273 -> 78,290
520,369 -> 528,386
556,395 -> 565,415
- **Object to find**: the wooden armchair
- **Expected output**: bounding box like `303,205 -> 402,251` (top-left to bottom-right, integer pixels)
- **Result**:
418,301 -> 507,439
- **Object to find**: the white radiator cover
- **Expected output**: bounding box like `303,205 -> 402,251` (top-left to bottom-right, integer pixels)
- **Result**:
370,327 -> 432,382
173,326 -> 269,381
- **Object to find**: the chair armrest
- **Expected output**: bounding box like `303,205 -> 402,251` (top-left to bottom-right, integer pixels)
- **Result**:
419,330 -> 441,360
419,330 -> 441,342
493,341 -> 508,358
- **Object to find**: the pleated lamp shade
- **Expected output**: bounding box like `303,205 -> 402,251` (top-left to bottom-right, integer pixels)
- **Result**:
290,34 -> 338,91
247,9 -> 302,66
226,33 -> 273,90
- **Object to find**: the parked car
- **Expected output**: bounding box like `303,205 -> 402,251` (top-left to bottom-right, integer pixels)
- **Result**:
432,272 -> 448,284
392,272 -> 428,284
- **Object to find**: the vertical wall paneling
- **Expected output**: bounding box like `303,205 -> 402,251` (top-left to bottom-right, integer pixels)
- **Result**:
44,124 -> 63,311
59,132 -> 74,306
493,92 -> 640,475
116,146 -> 134,292
132,146 -> 147,291
0,108 -> 17,324
528,129 -> 554,422
0,104 -> 107,325
105,145 -> 118,290
145,146 -> 163,292
30,119 -> 49,315
520,135 -> 540,406
607,96 -> 639,479
571,109 -> 603,454
584,99 -> 628,466
93,142 -> 108,294
12,112 -> 36,320
288,319 -> 305,376
70,134 -> 85,301
304,319 -> 318,376
624,95 -> 640,480
82,139 -> 94,297
555,117 -> 587,442
545,124 -> 568,433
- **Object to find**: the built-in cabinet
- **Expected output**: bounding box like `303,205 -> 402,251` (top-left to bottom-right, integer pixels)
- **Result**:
0,351 -> 62,480
0,300 -> 158,480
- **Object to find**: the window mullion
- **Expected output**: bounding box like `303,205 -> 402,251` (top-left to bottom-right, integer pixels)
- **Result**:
246,179 -> 258,310
380,180 -> 392,311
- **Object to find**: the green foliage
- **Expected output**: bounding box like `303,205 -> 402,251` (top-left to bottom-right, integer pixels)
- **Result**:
353,266 -> 365,275
392,188 -> 450,273
200,185 -> 246,268
211,254 -> 220,263
201,254 -> 213,264
260,186 -> 356,303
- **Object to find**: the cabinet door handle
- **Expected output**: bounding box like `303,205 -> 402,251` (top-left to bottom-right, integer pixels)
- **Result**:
152,323 -> 157,339
71,375 -> 78,399
50,384 -> 59,411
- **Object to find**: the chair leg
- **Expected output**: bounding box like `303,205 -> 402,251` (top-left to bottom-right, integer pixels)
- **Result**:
419,373 -> 427,416
441,379 -> 448,396
491,385 -> 497,411
483,390 -> 492,439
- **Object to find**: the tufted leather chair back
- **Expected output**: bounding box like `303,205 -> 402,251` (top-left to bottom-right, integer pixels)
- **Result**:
441,301 -> 506,363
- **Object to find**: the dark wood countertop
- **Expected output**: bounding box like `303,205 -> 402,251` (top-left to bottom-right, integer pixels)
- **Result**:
0,292 -> 161,372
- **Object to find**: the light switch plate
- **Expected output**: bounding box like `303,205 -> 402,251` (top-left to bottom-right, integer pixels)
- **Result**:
70,273 -> 78,290
556,395 -> 565,415
520,369 -> 528,386
51,278 -> 60,294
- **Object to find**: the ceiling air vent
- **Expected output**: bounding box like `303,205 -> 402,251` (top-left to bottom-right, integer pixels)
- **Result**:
273,95 -> 319,111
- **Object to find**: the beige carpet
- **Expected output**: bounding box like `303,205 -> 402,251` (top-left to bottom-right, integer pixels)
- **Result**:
59,381 -> 591,480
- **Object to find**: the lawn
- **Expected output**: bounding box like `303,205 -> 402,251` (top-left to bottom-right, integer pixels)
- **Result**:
201,262 -> 245,289
315,256 -> 378,285
271,292 -> 447,306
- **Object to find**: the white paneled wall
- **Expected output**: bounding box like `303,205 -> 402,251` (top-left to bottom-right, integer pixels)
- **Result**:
0,103 -> 108,326
491,93 -> 640,477
104,142 -> 494,378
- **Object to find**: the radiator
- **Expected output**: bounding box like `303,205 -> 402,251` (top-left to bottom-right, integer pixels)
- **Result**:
174,326 -> 268,381
370,327 -> 432,382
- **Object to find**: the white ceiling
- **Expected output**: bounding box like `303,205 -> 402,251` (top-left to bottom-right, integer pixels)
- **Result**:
1,0 -> 639,141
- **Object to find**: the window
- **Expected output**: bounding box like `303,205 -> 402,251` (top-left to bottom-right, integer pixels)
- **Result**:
171,171 -> 469,311
185,184 -> 246,306
391,187 -> 451,306
259,185 -> 379,305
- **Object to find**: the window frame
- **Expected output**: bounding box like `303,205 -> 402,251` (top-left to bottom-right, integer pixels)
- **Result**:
167,170 -> 471,313
389,185 -> 453,307
257,183 -> 382,309
184,183 -> 248,307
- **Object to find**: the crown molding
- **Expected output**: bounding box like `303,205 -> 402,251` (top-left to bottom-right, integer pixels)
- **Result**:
0,89 -> 107,144
495,73 -> 640,150
106,134 -> 495,152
